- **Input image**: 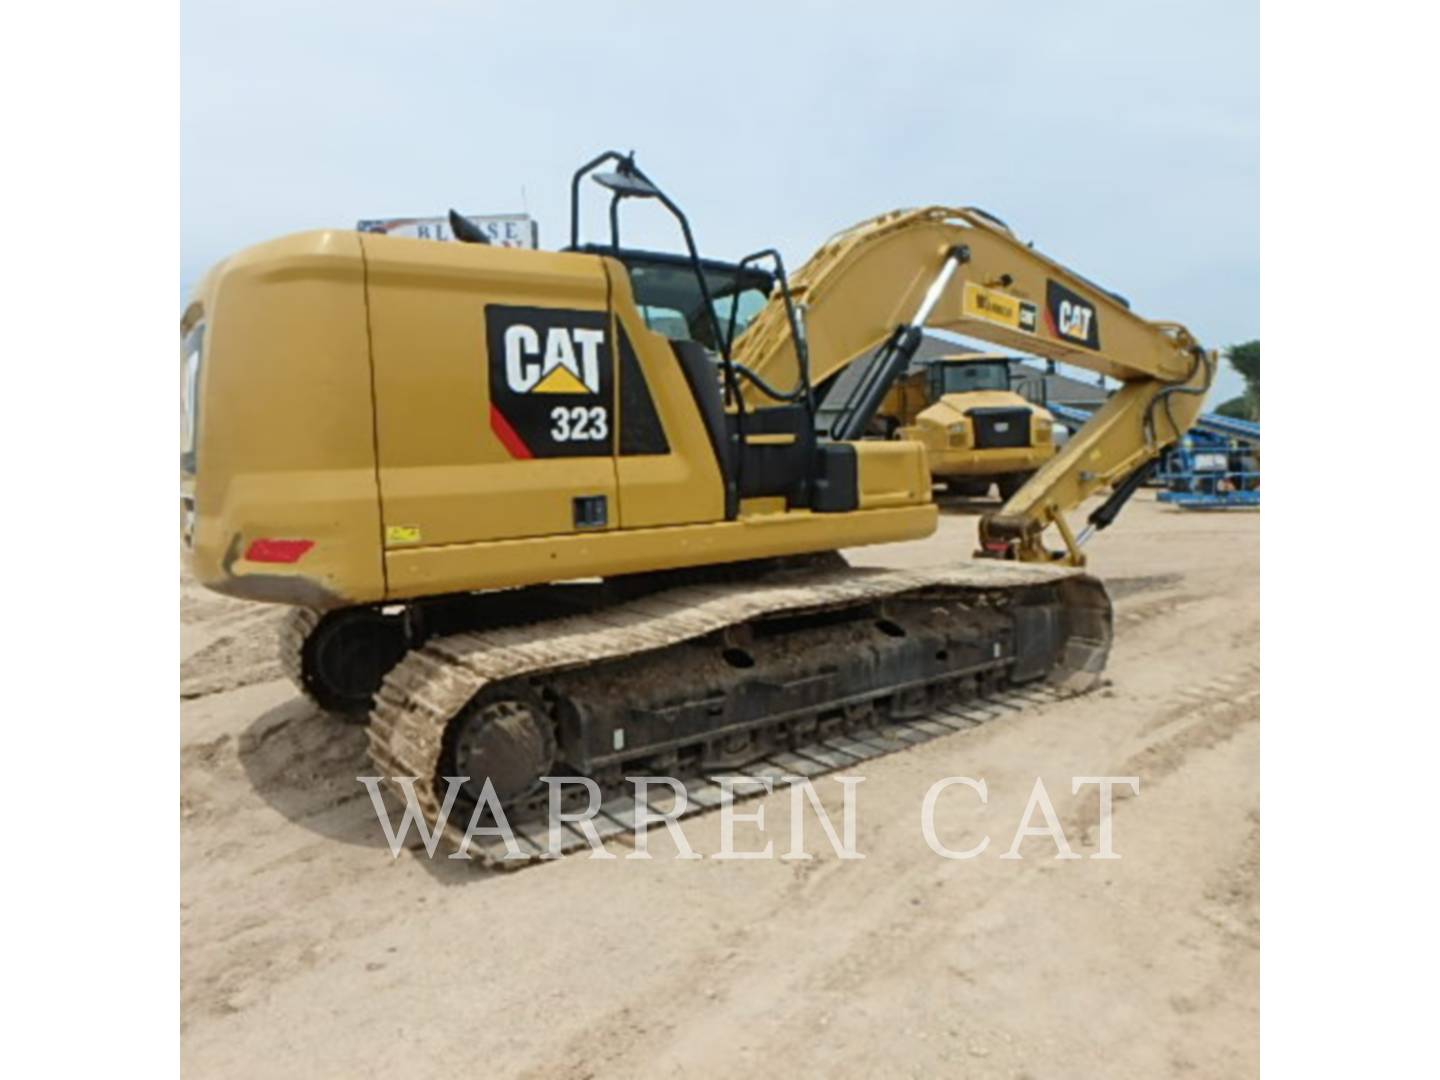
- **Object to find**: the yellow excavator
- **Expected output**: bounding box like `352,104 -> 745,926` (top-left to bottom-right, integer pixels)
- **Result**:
870,352 -> 1058,498
181,150 -> 1211,852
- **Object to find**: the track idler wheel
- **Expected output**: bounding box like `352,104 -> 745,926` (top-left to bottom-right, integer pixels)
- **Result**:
447,696 -> 556,810
300,609 -> 409,718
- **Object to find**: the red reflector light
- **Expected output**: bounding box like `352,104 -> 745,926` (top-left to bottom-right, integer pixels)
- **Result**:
244,538 -> 315,563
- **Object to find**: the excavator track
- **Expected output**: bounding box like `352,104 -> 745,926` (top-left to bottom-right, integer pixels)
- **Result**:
366,561 -> 1110,870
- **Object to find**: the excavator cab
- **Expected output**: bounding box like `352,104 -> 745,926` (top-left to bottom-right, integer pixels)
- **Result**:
565,247 -> 772,352
565,151 -> 862,518
566,151 -> 806,394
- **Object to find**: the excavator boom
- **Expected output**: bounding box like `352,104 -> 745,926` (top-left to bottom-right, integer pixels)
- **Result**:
735,206 -> 1213,561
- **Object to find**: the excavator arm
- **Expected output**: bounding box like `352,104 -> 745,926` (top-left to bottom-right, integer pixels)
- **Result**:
733,207 -> 1214,564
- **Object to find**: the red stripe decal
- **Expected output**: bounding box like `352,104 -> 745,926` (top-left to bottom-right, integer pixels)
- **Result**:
489,403 -> 533,459
1043,305 -> 1058,338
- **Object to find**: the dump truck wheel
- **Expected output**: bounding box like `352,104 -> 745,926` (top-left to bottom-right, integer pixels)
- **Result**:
946,478 -> 991,498
997,471 -> 1035,501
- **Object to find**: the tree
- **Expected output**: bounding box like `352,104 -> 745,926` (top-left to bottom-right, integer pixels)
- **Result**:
1216,339 -> 1259,421
1215,394 -> 1252,420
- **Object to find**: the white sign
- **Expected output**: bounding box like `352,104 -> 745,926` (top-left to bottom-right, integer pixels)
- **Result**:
356,213 -> 539,248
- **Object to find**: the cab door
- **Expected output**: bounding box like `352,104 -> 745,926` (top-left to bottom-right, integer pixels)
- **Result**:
604,260 -> 727,530
363,235 -> 620,559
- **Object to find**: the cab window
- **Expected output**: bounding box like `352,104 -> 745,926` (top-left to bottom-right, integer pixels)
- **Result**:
930,361 -> 1010,396
622,257 -> 772,351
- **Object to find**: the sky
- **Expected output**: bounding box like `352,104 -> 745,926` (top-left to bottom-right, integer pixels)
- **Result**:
182,0 -> 1258,403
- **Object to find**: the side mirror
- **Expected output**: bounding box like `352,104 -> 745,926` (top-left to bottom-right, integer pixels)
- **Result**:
448,210 -> 491,244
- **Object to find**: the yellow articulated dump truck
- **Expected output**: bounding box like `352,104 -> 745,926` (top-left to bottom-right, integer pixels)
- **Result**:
878,353 -> 1056,499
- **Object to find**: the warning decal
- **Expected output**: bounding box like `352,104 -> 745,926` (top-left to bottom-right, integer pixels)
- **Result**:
962,282 -> 1038,335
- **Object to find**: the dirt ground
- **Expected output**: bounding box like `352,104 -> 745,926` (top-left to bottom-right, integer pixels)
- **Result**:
180,492 -> 1258,1078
